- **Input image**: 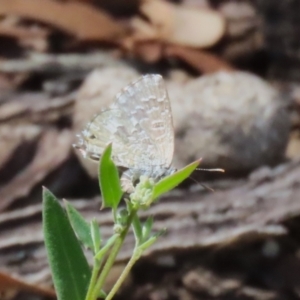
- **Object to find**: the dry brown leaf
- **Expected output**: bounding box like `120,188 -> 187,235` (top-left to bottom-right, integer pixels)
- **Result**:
0,24 -> 49,52
219,1 -> 258,38
139,0 -> 225,48
0,0 -> 125,41
0,129 -> 72,212
0,272 -> 55,299
0,73 -> 28,91
0,24 -> 48,40
65,0 -> 93,2
286,131 -> 300,159
130,17 -> 158,40
165,45 -> 235,74
133,41 -> 163,63
0,125 -> 42,181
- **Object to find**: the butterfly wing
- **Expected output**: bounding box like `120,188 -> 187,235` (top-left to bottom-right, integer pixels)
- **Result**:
75,74 -> 174,170
76,108 -> 149,168
113,74 -> 174,168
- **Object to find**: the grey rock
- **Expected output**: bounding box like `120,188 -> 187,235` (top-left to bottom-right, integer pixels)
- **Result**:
169,71 -> 290,173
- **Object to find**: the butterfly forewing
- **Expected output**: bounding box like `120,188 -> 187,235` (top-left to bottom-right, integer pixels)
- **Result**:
114,75 -> 174,167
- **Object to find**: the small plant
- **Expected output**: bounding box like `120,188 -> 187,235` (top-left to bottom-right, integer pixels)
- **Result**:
43,143 -> 200,300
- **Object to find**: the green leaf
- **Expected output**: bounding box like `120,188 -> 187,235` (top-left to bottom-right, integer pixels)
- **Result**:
142,216 -> 153,242
65,200 -> 94,250
95,234 -> 119,260
139,229 -> 166,252
132,214 -> 143,244
43,188 -> 91,300
99,143 -> 123,210
152,159 -> 201,200
91,219 -> 101,253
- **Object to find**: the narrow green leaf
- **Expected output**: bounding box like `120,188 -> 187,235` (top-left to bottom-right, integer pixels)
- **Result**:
65,200 -> 94,250
152,159 -> 201,200
142,216 -> 153,242
132,214 -> 143,244
91,219 -> 101,253
99,143 -> 123,210
43,188 -> 91,300
139,229 -> 166,252
95,234 -> 119,260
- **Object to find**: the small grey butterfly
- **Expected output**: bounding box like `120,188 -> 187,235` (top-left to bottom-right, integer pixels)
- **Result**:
74,74 -> 176,192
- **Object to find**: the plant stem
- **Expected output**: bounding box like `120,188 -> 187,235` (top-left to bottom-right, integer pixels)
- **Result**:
85,258 -> 102,300
105,248 -> 140,300
88,208 -> 137,300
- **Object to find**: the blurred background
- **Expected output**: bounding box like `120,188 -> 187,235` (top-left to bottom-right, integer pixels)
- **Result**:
0,0 -> 300,299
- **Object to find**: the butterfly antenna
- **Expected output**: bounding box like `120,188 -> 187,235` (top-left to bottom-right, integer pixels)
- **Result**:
189,167 -> 225,192
196,168 -> 225,173
200,182 -> 215,192
189,176 -> 215,192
